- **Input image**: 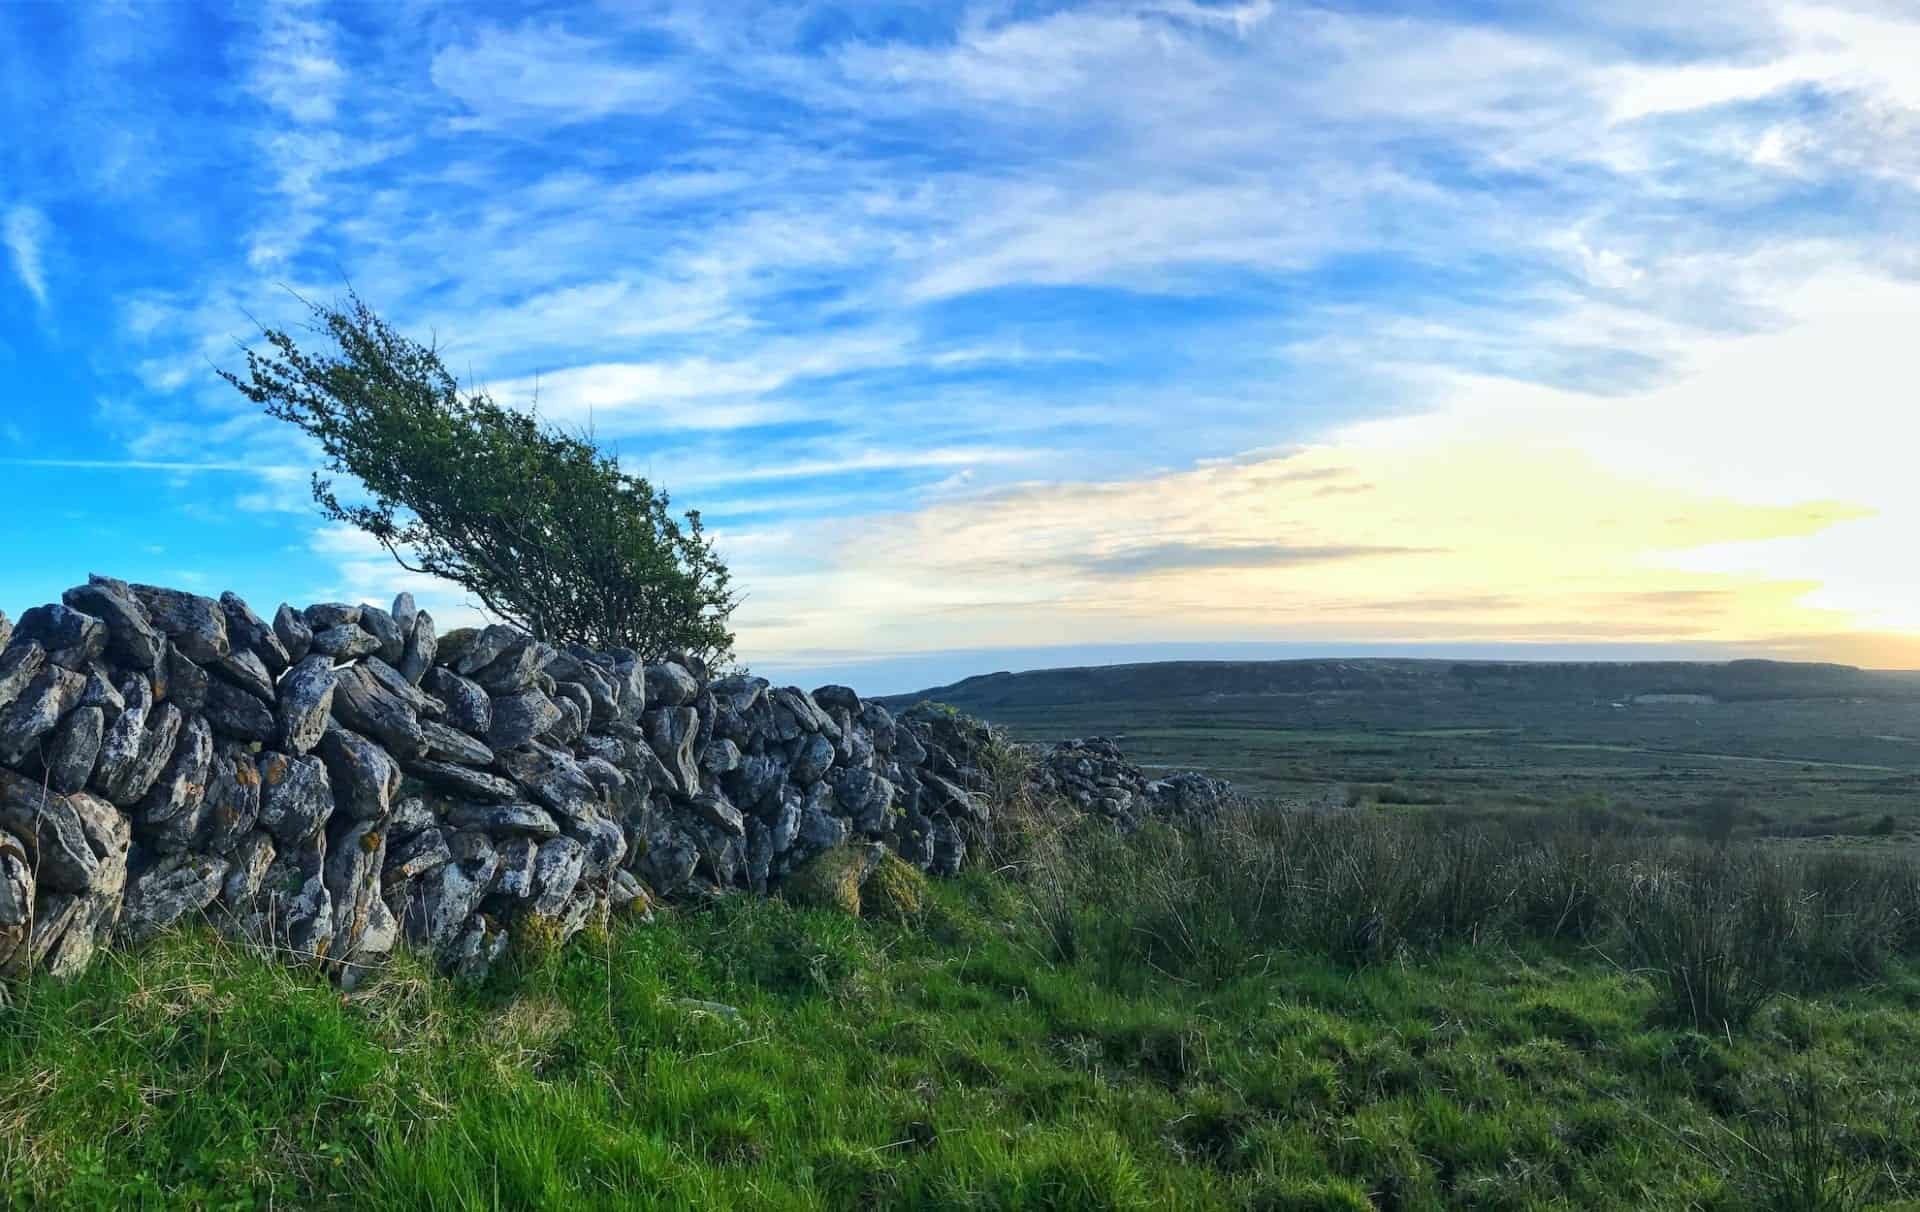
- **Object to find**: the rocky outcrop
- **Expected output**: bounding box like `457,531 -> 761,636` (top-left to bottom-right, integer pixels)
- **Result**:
1028,737 -> 1232,827
0,575 -> 1226,991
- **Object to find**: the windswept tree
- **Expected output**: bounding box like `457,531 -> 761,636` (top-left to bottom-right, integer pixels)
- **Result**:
221,294 -> 737,665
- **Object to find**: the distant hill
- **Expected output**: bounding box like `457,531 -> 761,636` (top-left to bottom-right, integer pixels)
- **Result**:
878,657 -> 1920,714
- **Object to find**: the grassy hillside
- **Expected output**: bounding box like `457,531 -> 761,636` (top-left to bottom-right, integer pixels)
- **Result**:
884,659 -> 1920,837
5,803 -> 1920,1210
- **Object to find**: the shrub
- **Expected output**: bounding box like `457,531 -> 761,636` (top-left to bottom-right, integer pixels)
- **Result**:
222,293 -> 736,663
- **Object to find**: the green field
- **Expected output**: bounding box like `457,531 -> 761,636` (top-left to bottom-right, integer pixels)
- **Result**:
976,691 -> 1920,840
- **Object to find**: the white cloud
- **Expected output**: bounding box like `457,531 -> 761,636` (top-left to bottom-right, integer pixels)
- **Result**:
430,23 -> 684,128
3,205 -> 50,307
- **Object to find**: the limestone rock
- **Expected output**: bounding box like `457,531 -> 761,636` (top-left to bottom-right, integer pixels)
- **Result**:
130,583 -> 229,663
390,592 -> 418,635
790,733 -> 835,786
420,716 -> 493,765
219,591 -> 290,673
214,647 -> 276,703
11,603 -> 108,669
120,852 -> 230,945
358,605 -> 406,665
220,831 -> 276,910
44,704 -> 105,794
89,672 -> 151,801
407,758 -> 519,803
398,610 -> 437,684
317,725 -> 401,820
403,830 -> 499,951
204,677 -> 274,743
273,604 -> 313,664
303,602 -> 361,630
644,706 -> 700,795
133,713 -> 213,854
310,624 -> 381,660
103,701 -> 183,807
325,816 -> 388,967
202,749 -> 262,855
644,662 -> 699,707
488,688 -> 561,751
492,835 -> 538,900
0,640 -> 47,713
65,577 -> 162,668
161,643 -> 210,710
258,751 -> 333,844
444,801 -> 560,838
423,667 -> 490,735
330,662 -> 427,757
275,655 -> 336,755
0,829 -> 33,979
529,835 -> 586,916
0,664 -> 85,765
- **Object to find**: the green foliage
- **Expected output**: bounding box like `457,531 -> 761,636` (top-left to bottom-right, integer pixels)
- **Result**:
221,293 -> 736,663
779,844 -> 873,917
862,852 -> 930,924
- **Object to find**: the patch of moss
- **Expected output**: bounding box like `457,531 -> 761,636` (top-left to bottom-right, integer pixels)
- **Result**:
862,852 -> 928,924
781,844 -> 873,917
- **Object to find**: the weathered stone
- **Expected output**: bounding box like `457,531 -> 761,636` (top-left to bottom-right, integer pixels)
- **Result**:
131,583 -> 229,662
391,592 -> 418,634
529,835 -> 586,916
405,722 -> 482,769
214,647 -> 276,703
471,634 -> 553,694
928,815 -> 967,877
701,737 -> 743,777
358,605 -> 406,664
0,829 -> 33,979
423,667 -> 490,735
105,701 -> 183,807
398,610 -> 437,684
811,684 -> 862,715
794,787 -> 850,858
552,679 -> 593,730
790,733 -> 835,786
493,744 -> 595,814
11,603 -> 108,669
644,706 -> 700,795
552,658 -> 619,725
76,669 -> 125,722
257,752 -> 333,844
921,771 -> 984,824
318,725 -> 400,820
0,664 -> 85,765
34,884 -> 123,978
745,818 -> 772,894
0,609 -> 9,654
203,749 -> 262,855
275,655 -> 336,755
768,785 -> 803,854
644,662 -> 699,707
860,702 -> 898,753
303,602 -> 361,630
309,624 -> 381,660
444,801 -> 560,838
0,641 -> 47,715
65,577 -> 162,668
610,657 -> 647,721
220,831 -> 275,909
403,830 -> 498,950
408,758 -> 520,802
830,767 -> 896,836
44,704 -> 105,794
690,788 -> 746,838
330,662 -> 427,757
451,625 -> 520,676
133,713 -> 213,854
161,642 -> 210,710
387,796 -> 436,841
204,677 -> 274,742
120,852 -> 230,945
492,835 -> 538,899
560,811 -> 627,879
325,816 -> 388,966
219,591 -> 290,673
384,826 -> 451,886
580,756 -> 625,799
488,688 -> 561,751
90,672 -> 151,800
273,603 -> 313,664
442,915 -> 509,983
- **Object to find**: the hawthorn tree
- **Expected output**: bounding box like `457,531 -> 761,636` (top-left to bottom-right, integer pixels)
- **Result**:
221,294 -> 737,665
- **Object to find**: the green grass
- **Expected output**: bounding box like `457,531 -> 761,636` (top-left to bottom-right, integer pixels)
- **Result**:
6,851 -> 1920,1209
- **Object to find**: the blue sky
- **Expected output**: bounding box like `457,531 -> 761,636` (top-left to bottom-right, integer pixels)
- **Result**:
3,1 -> 1919,692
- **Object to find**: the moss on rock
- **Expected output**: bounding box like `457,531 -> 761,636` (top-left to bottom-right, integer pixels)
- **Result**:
781,844 -> 882,917
861,851 -> 928,924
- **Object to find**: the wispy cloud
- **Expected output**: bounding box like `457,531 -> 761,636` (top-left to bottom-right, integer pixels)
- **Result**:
3,205 -> 49,308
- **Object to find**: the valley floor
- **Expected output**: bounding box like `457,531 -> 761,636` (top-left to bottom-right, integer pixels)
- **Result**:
4,868 -> 1918,1210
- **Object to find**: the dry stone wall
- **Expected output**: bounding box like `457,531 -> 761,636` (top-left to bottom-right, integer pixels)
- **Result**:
0,576 -> 1226,991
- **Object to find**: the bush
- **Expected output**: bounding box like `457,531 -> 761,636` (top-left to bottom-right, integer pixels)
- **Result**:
222,293 -> 736,663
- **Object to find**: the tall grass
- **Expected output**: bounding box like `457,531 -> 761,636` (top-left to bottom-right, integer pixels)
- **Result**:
1007,800 -> 1920,1032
